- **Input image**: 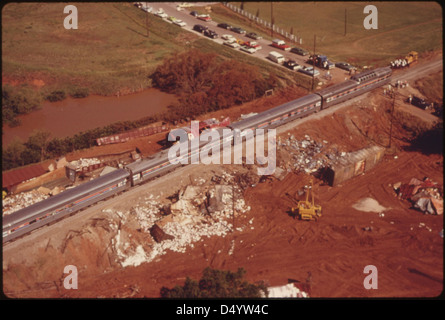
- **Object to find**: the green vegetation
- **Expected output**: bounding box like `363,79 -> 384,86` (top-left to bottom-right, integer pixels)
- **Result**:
2,85 -> 42,127
2,115 -> 159,171
160,267 -> 267,298
2,2 -> 195,96
211,2 -> 442,67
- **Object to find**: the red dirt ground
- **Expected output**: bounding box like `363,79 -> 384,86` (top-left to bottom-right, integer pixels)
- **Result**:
3,87 -> 443,298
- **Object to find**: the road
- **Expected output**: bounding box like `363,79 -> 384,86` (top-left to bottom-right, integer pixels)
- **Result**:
142,2 -> 342,79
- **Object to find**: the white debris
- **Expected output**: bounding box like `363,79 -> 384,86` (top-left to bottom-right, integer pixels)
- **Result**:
265,283 -> 309,298
2,190 -> 50,216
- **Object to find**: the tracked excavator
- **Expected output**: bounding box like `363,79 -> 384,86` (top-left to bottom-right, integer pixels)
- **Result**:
287,180 -> 322,221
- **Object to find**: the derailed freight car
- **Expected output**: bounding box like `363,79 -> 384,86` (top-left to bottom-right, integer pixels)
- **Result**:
324,145 -> 386,187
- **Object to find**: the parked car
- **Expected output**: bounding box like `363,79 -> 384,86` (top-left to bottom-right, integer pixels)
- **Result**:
167,16 -> 177,22
173,19 -> 187,27
217,23 -> 232,30
198,14 -> 212,22
232,27 -> 246,34
155,9 -> 168,18
298,66 -> 320,76
290,47 -> 309,56
141,5 -> 152,13
242,41 -> 262,51
193,24 -> 208,33
221,34 -> 235,41
223,39 -> 240,48
204,29 -> 218,39
190,11 -> 199,16
335,62 -> 356,71
272,39 -> 290,51
246,32 -> 262,40
239,45 -> 256,54
284,60 -> 301,71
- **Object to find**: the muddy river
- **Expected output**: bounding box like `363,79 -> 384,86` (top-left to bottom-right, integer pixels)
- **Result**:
2,88 -> 177,147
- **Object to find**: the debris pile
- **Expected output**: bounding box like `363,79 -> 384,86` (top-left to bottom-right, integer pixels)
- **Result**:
278,134 -> 345,174
70,158 -> 101,171
265,283 -> 309,298
2,189 -> 50,216
393,177 -> 443,215
107,172 -> 252,268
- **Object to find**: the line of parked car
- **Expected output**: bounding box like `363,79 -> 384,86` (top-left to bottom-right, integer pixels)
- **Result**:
136,4 -> 357,77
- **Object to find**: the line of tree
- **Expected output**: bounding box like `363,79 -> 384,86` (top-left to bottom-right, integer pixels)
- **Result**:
2,115 -> 158,171
160,267 -> 268,298
151,49 -> 278,123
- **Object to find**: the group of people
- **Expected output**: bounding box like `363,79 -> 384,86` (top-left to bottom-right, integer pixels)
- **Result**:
390,58 -> 410,68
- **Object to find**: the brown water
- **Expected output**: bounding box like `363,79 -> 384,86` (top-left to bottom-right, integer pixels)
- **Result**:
2,88 -> 177,147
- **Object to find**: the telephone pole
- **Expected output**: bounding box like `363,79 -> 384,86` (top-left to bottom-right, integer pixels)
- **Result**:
388,87 -> 396,148
312,34 -> 316,90
146,7 -> 150,38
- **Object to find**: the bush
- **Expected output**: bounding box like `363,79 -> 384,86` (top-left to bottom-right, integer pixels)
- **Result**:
69,87 -> 90,99
160,267 -> 267,298
46,90 -> 66,102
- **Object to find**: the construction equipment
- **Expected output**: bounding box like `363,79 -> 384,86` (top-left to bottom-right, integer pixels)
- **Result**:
287,180 -> 322,221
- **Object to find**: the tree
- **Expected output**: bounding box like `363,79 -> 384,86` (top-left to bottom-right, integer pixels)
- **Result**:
2,138 -> 26,170
26,129 -> 52,162
160,267 -> 267,298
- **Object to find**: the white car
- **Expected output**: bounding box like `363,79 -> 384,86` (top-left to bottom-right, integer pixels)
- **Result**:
223,39 -> 240,48
155,9 -> 168,18
239,45 -> 256,54
221,34 -> 235,41
173,19 -> 187,27
141,5 -> 152,13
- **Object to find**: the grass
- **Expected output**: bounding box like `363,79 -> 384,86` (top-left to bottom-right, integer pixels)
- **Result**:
209,2 -> 442,67
2,2 -> 312,95
2,3 -> 195,95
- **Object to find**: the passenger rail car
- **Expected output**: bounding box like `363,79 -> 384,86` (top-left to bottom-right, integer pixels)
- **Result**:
3,67 -> 392,244
3,169 -> 130,243
316,66 -> 392,108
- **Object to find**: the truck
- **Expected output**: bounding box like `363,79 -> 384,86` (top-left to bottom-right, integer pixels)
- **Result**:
268,51 -> 285,64
306,55 -> 335,70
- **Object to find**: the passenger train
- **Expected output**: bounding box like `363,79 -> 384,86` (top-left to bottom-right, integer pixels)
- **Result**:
2,67 -> 392,243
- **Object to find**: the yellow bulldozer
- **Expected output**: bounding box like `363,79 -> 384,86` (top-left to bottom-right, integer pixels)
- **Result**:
287,180 -> 322,221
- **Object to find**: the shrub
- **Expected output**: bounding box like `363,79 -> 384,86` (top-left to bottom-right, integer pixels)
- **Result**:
46,90 -> 66,102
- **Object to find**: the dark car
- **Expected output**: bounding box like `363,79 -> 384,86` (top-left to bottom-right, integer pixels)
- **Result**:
193,24 -> 207,33
284,60 -> 301,71
204,29 -> 218,39
335,62 -> 355,71
290,47 -> 309,56
246,32 -> 262,40
190,11 -> 199,17
217,23 -> 232,30
232,27 -> 246,34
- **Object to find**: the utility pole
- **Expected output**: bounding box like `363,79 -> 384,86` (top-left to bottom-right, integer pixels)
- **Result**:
344,8 -> 347,36
388,86 -> 396,148
312,34 -> 316,91
146,7 -> 150,38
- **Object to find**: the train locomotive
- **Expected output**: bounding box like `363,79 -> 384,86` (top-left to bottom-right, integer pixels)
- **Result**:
2,67 -> 392,243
